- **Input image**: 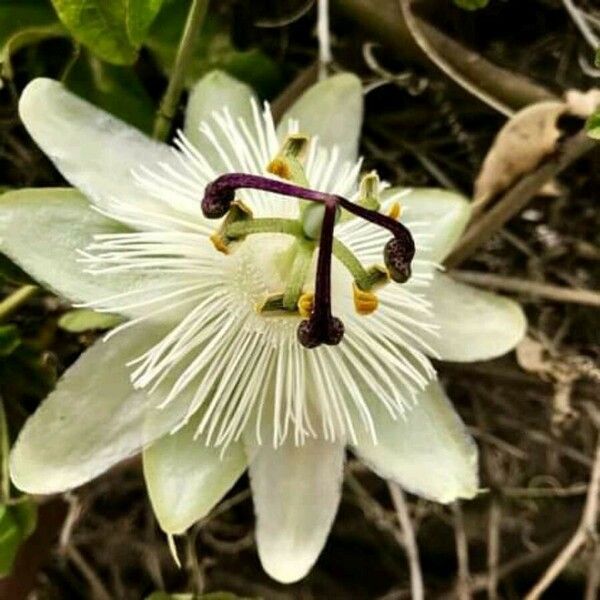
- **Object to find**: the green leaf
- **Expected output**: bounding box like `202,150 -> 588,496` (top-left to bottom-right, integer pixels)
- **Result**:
0,326 -> 21,358
65,52 -> 155,132
50,0 -> 137,65
453,0 -> 489,9
585,111 -> 600,140
126,0 -> 166,46
0,0 -> 65,79
58,309 -> 122,333
0,498 -> 37,576
596,48 -> 600,68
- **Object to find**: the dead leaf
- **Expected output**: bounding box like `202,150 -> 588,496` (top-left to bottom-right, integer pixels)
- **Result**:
474,101 -> 567,207
474,89 -> 600,209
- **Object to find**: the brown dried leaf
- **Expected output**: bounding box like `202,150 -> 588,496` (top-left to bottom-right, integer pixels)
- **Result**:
474,101 -> 567,206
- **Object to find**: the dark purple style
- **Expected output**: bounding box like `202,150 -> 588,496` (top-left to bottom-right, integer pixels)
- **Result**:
201,173 -> 415,349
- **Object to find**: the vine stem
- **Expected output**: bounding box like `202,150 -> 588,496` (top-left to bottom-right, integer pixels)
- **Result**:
0,284 -> 37,322
153,0 -> 209,141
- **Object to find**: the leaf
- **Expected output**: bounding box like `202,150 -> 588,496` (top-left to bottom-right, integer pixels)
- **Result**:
0,498 -> 37,577
596,48 -> 600,68
58,309 -> 122,333
0,0 -> 65,79
453,0 -> 489,9
65,52 -> 155,132
50,0 -> 137,65
0,326 -> 21,358
126,0 -> 166,46
474,101 -> 567,206
585,110 -> 600,140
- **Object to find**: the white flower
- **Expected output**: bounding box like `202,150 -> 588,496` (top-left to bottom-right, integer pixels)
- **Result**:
2,71 -> 526,583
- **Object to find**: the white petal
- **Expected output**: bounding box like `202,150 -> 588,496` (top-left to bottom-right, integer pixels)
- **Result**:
185,70 -> 257,167
247,437 -> 344,583
10,325 -> 190,494
143,419 -> 247,534
19,78 -> 175,217
352,380 -> 478,503
0,188 -> 174,314
277,74 -> 363,163
387,187 -> 471,263
427,272 -> 527,361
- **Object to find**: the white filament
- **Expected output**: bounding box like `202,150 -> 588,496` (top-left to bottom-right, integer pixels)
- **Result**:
79,100 -> 439,449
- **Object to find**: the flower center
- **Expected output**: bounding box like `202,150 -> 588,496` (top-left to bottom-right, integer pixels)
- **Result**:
201,137 -> 416,349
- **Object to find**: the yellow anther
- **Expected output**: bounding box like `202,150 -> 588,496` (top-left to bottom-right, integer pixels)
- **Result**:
353,283 -> 379,315
210,232 -> 229,254
267,157 -> 291,180
297,293 -> 314,318
388,201 -> 402,220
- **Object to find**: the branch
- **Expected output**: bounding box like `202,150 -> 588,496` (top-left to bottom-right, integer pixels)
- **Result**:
452,501 -> 472,600
388,483 -> 425,600
449,271 -> 600,308
524,437 -> 600,599
332,0 -> 556,112
444,130 -> 597,269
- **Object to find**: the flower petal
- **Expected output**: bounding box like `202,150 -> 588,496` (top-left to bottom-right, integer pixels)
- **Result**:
246,437 -> 344,583
352,380 -> 478,503
185,70 -> 257,167
427,272 -> 527,361
10,325 -> 190,494
19,78 -> 174,216
388,187 -> 471,263
276,73 -> 363,163
0,188 -> 177,315
143,420 -> 247,535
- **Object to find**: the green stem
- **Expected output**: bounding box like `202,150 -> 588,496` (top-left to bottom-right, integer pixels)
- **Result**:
225,218 -> 304,239
0,398 -> 9,501
283,239 -> 315,310
153,0 -> 209,141
0,285 -> 38,323
332,239 -> 371,287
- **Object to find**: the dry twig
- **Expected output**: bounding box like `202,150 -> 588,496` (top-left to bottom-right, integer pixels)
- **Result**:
388,483 -> 425,600
450,270 -> 600,307
444,130 -> 597,268
525,437 -> 600,599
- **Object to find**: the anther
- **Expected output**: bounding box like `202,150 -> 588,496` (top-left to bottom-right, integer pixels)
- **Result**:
388,201 -> 401,220
297,293 -> 314,318
353,284 -> 379,315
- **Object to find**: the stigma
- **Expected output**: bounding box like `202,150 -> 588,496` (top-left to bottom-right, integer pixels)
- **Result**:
201,169 -> 415,349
